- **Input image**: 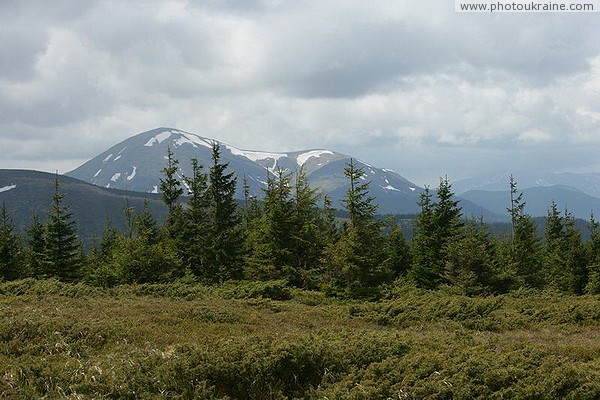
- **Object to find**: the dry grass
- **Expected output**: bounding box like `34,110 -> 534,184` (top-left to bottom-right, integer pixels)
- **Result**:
1,280 -> 599,398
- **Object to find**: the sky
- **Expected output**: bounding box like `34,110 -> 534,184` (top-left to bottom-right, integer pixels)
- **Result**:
1,0 -> 599,186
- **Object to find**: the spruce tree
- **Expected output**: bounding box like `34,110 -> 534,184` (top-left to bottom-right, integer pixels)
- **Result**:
507,176 -> 543,289
585,213 -> 600,293
109,203 -> 180,284
25,213 -> 45,278
0,203 -> 23,280
135,199 -> 160,244
85,218 -> 120,287
205,143 -> 244,282
43,178 -> 82,281
285,167 -> 337,288
321,159 -> 385,297
181,158 -> 210,278
561,210 -> 587,293
444,218 -> 496,295
246,168 -> 294,280
382,224 -> 411,280
410,187 -> 437,287
410,178 -> 462,289
160,146 -> 184,232
544,201 -> 564,288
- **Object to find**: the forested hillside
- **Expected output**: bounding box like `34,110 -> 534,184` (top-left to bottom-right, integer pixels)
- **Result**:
2,144 -> 600,296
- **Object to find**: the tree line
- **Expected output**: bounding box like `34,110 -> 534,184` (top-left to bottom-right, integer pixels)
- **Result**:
1,144 -> 600,298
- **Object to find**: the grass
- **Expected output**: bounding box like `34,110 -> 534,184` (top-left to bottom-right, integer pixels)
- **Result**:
1,279 -> 599,398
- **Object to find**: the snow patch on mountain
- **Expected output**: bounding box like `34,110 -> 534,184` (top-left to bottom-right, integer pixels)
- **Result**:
173,131 -> 213,149
144,131 -> 172,147
127,166 -> 137,181
114,155 -> 122,161
382,185 -> 401,191
228,147 -> 287,163
110,173 -> 121,182
94,169 -> 102,178
296,150 -> 334,166
102,153 -> 113,163
0,184 -> 16,193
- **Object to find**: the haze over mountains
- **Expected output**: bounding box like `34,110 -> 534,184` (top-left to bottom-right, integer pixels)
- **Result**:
454,171 -> 600,199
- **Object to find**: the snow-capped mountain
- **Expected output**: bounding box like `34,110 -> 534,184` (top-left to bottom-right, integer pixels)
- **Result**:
67,127 -> 426,214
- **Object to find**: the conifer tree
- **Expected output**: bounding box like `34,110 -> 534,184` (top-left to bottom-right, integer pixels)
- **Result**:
321,159 -> 385,297
544,201 -> 564,288
410,187 -> 437,287
99,218 -> 119,258
246,168 -> 294,280
410,178 -> 462,289
585,213 -> 600,293
43,178 -> 82,281
160,146 -> 184,232
85,218 -> 120,287
561,210 -> 587,293
109,203 -> 180,284
25,213 -> 45,278
0,203 -> 23,280
382,224 -> 411,280
444,218 -> 496,295
205,143 -> 244,282
135,199 -> 160,244
181,158 -> 210,278
507,176 -> 543,288
285,167 -> 335,287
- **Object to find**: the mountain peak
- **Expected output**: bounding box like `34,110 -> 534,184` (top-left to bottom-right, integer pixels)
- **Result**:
65,127 -> 434,215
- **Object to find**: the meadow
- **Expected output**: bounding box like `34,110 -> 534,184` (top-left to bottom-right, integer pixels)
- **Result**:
1,279 -> 599,399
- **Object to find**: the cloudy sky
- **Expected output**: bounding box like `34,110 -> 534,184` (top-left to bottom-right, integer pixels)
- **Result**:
1,0 -> 599,185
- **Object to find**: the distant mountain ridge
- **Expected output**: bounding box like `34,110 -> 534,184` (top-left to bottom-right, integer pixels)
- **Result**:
0,169 -> 166,243
460,185 -> 600,219
454,171 -> 600,198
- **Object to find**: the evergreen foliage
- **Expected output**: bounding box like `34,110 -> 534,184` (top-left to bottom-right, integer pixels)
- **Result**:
443,218 -> 496,295
42,178 -> 82,282
585,213 -> 600,293
180,158 -> 210,279
507,175 -> 543,288
24,213 -> 45,278
410,178 -> 462,289
205,143 -> 244,282
0,203 -> 23,280
246,168 -> 295,280
160,146 -> 184,233
321,159 -> 386,297
382,224 -> 411,279
2,153 -> 600,298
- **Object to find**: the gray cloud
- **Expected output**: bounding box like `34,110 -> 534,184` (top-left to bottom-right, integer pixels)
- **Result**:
0,0 -> 599,186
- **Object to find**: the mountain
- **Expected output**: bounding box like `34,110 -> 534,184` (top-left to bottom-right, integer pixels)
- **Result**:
66,127 -> 424,214
454,170 -> 600,198
0,169 -> 166,243
460,185 -> 600,219
67,127 -> 505,219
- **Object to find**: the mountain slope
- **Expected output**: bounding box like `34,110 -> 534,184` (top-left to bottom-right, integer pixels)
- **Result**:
460,185 -> 600,219
66,127 -> 425,214
67,127 -> 505,219
0,169 -> 166,243
454,171 -> 600,198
